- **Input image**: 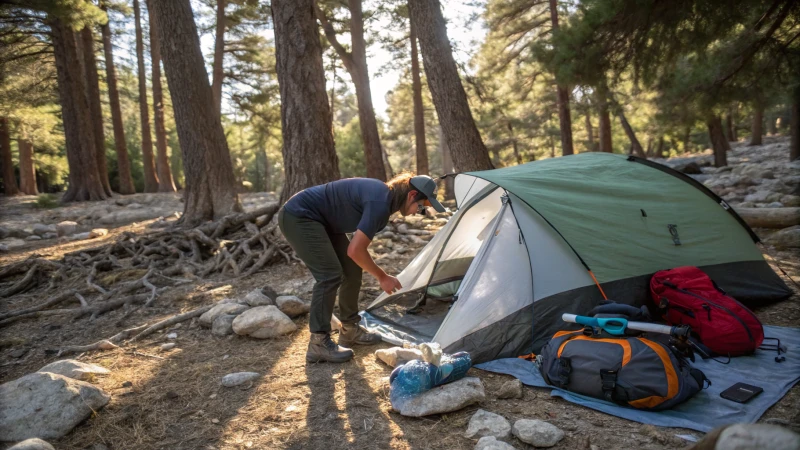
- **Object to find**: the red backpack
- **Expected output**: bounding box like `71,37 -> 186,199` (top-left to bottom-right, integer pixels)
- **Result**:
650,266 -> 764,356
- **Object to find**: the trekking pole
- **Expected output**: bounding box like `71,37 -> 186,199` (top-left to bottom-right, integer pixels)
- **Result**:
562,313 -> 678,336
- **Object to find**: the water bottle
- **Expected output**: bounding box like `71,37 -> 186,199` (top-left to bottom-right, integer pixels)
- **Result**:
389,352 -> 472,410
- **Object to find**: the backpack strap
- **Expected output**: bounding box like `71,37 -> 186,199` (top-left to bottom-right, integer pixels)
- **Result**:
556,357 -> 572,388
599,369 -> 618,403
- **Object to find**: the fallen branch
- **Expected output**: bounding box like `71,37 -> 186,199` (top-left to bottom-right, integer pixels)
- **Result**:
55,323 -> 151,357
128,304 -> 215,343
735,207 -> 800,229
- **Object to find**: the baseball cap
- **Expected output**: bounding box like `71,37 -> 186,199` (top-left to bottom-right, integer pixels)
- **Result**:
409,175 -> 446,213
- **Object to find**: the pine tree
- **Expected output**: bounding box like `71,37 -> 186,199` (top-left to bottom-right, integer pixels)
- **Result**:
134,0 -> 159,192
146,0 -> 176,193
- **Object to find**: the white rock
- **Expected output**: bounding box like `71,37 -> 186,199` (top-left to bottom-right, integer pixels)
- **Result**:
232,305 -> 297,338
56,221 -> 78,237
496,379 -> 523,399
221,372 -> 260,387
394,377 -> 485,417
199,303 -> 250,328
275,295 -> 311,318
714,424 -> 800,450
375,347 -> 424,367
97,209 -> 170,226
765,226 -> 800,250
160,343 -> 176,351
465,409 -> 511,439
397,223 -> 410,234
212,314 -> 237,336
0,372 -> 110,441
37,359 -> 110,381
25,235 -> 41,241
475,436 -> 518,450
512,419 -> 565,448
70,232 -> 92,241
244,288 -> 274,306
89,228 -> 108,238
166,332 -> 178,339
32,224 -> 56,237
7,438 -> 55,450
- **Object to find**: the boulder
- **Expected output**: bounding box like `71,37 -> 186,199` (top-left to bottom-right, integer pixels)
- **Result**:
7,438 -> 55,450
0,238 -> 26,251
0,372 -> 110,441
261,285 -> 279,300
475,436 -> 518,450
275,295 -> 311,318
393,377 -> 485,417
37,359 -> 110,381
70,232 -> 92,241
5,227 -> 31,238
89,228 -> 108,238
511,419 -> 564,448
160,343 -> 176,351
496,379 -> 523,399
232,305 -> 297,338
32,224 -> 56,237
374,347 -> 424,367
199,303 -> 249,328
764,226 -> 800,250
244,288 -> 274,307
212,314 -> 237,336
465,409 -> 511,439
764,202 -> 784,208
694,424 -> 800,450
221,372 -> 261,387
56,221 -> 78,237
780,195 -> 800,207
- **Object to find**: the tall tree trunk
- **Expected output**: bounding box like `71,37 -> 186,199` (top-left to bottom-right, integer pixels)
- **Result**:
410,14 -> 429,175
584,110 -> 594,152
548,0 -> 574,156
315,0 -> 386,180
508,122 -> 522,164
617,110 -> 646,158
726,111 -> 735,142
683,126 -> 691,152
408,0 -> 493,172
750,103 -> 764,146
439,126 -> 454,200
272,0 -> 340,203
150,0 -> 242,225
147,1 -> 176,193
707,115 -> 730,167
791,88 -> 799,161
212,0 -> 225,116
18,138 -> 37,195
0,117 -> 19,195
101,5 -> 135,195
597,86 -> 612,153
645,136 -> 653,157
134,0 -> 159,193
329,57 -> 336,131
50,18 -> 108,202
264,147 -> 271,192
80,26 -> 113,197
656,136 -> 665,158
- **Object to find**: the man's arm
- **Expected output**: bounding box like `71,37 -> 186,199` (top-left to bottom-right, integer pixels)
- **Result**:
348,230 -> 402,294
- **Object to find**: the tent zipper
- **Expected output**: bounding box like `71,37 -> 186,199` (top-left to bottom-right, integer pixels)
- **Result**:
662,283 -> 754,344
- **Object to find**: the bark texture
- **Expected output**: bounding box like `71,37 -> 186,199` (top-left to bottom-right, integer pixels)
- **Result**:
80,26 -> 113,197
707,115 -> 730,167
315,0 -> 386,180
212,0 -> 225,116
598,99 -> 612,153
273,0 -> 340,203
0,117 -> 19,195
750,103 -> 763,146
101,6 -> 136,195
150,0 -> 242,225
408,0 -> 493,172
439,127 -> 454,200
18,138 -> 37,195
549,0 -> 574,156
656,136 -> 665,158
617,110 -> 646,158
147,1 -> 177,193
134,0 -> 159,192
725,110 -> 737,142
51,18 -> 108,202
584,110 -> 594,152
410,15 -> 428,175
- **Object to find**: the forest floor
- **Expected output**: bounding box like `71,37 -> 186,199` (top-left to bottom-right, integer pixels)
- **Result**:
1,139 -> 799,450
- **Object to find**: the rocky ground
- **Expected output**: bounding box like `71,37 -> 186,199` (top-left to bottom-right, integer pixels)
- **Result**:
0,137 -> 798,450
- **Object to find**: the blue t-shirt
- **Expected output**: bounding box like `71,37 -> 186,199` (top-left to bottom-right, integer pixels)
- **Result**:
283,178 -> 393,240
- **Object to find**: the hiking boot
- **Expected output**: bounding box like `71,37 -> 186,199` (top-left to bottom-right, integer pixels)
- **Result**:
306,332 -> 354,363
339,323 -> 382,346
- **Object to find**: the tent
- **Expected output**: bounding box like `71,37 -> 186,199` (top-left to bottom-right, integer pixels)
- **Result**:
362,153 -> 792,364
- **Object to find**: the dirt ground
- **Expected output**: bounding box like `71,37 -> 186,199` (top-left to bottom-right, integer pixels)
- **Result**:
1,197 -> 799,450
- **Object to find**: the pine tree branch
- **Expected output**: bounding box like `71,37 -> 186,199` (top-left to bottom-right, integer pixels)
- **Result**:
313,1 -> 355,71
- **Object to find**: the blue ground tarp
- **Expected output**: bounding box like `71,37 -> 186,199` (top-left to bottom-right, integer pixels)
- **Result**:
475,325 -> 800,433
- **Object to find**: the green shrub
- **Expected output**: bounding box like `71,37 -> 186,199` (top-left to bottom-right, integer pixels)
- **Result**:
34,193 -> 59,209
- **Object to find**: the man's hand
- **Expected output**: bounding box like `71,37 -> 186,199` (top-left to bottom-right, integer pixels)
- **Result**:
380,274 -> 403,295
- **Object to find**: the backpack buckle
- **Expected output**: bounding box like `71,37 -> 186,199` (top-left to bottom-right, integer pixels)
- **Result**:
557,358 -> 571,387
600,369 -> 618,402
